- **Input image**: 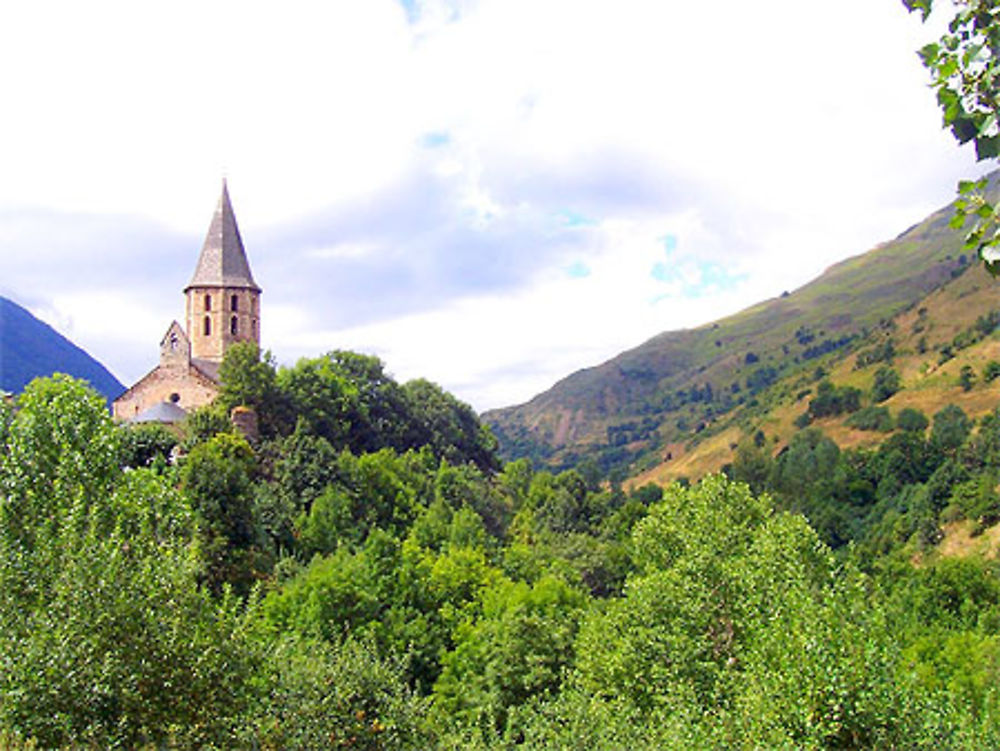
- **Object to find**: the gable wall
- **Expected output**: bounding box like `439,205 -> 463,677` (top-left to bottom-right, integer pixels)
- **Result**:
112,364 -> 218,420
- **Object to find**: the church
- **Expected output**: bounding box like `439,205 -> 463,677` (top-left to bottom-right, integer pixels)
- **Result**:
113,183 -> 261,423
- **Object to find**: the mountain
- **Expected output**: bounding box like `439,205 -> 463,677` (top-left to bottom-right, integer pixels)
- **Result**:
485,176 -> 1000,479
0,295 -> 125,402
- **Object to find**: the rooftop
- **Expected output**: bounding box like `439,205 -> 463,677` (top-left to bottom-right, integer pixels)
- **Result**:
185,181 -> 261,292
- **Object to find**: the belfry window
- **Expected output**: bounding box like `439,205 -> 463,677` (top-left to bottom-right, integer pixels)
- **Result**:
230,316 -> 238,335
204,294 -> 212,312
204,316 -> 211,336
231,294 -> 239,312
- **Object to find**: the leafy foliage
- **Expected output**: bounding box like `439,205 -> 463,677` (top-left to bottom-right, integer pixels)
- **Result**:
905,0 -> 1000,270
4,371 -> 1000,747
871,366 -> 902,403
846,405 -> 895,432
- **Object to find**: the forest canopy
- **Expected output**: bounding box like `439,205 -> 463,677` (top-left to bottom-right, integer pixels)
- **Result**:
2,362 -> 1000,748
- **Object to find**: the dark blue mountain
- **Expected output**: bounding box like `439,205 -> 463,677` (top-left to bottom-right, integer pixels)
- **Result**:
0,295 -> 124,402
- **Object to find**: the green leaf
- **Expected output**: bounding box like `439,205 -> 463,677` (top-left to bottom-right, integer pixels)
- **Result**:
903,0 -> 933,22
975,133 -> 1000,160
978,112 -> 998,137
919,42 -> 940,66
952,116 -> 979,144
939,56 -> 959,79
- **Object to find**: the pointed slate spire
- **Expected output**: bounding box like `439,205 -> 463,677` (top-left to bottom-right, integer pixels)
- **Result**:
185,181 -> 261,292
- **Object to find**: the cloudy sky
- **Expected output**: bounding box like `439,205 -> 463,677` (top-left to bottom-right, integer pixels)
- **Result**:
0,0 -> 990,411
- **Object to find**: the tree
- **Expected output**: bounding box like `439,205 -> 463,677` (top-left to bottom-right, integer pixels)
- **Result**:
0,375 -> 120,557
897,406 -> 930,432
871,366 -> 902,402
807,380 -> 862,419
181,432 -> 264,593
118,421 -> 178,469
217,341 -> 288,438
402,378 -> 501,473
905,0 -> 1000,271
573,475 -> 935,748
0,376 -> 264,748
932,403 -> 973,453
960,363 -> 977,391
983,359 -> 1000,382
433,575 -> 587,737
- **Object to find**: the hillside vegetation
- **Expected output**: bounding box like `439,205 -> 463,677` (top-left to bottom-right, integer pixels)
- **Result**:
4,354 -> 1000,748
486,175 -> 1000,484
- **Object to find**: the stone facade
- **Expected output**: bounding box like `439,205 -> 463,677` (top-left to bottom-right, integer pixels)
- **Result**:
112,183 -> 261,423
185,286 -> 261,362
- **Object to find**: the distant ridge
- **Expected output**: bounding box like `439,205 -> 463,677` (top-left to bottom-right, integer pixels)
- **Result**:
0,296 -> 124,401
485,173 -> 1000,476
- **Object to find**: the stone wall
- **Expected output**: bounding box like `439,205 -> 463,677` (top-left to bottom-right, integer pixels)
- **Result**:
112,364 -> 219,420
186,286 -> 260,362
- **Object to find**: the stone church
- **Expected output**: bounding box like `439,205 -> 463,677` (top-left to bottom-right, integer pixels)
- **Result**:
113,183 -> 261,422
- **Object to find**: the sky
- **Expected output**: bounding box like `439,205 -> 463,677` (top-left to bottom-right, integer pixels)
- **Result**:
0,0 -> 991,412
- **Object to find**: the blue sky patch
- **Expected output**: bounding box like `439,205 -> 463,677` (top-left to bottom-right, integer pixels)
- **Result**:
397,0 -> 419,23
555,209 -> 596,228
421,131 -> 451,149
650,234 -> 746,299
565,261 -> 591,279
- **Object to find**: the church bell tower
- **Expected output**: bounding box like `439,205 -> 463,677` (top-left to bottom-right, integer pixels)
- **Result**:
184,181 -> 261,362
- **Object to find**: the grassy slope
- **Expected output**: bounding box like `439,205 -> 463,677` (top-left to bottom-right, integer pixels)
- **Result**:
633,252 -> 1000,487
486,194 -> 975,471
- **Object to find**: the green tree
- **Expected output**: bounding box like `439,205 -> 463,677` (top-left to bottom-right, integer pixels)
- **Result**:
573,475 -> 934,747
276,354 -> 356,447
905,0 -> 1000,271
0,376 -> 264,748
181,432 -> 264,593
241,635 -> 433,750
433,575 -> 588,738
984,359 -> 1000,382
0,375 -> 120,558
808,379 -> 862,419
729,439 -> 771,495
217,341 -> 288,438
897,406 -> 930,432
872,366 -> 902,402
180,402 -> 232,449
846,405 -> 894,432
960,363 -> 978,391
403,378 -> 501,473
117,421 -> 179,469
932,403 -> 973,453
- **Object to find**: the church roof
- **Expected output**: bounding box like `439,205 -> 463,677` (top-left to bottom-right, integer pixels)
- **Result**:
185,181 -> 261,292
128,399 -> 188,424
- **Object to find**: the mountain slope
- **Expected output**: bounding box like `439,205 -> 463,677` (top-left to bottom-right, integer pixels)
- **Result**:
485,180 -> 993,476
0,296 -> 124,401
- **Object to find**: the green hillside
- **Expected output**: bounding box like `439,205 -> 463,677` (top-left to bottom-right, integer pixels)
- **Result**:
485,176 -> 998,480
0,295 -> 124,402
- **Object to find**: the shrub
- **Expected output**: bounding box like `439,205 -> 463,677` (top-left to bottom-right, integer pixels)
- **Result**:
846,406 -> 894,432
897,408 -> 929,433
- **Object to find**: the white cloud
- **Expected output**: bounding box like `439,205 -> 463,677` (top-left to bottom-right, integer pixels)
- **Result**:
0,0 -> 991,411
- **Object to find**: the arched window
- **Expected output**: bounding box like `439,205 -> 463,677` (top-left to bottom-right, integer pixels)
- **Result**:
204,316 -> 211,336
231,294 -> 239,312
251,319 -> 257,337
204,294 -> 212,311
250,297 -> 257,314
230,316 -> 238,335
